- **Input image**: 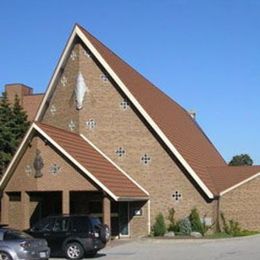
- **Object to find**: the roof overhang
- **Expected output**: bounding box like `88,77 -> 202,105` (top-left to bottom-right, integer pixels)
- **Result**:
220,172 -> 260,196
0,123 -> 149,201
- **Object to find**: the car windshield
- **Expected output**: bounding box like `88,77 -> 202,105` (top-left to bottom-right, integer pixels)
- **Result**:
32,217 -> 54,232
89,217 -> 101,227
4,230 -> 33,240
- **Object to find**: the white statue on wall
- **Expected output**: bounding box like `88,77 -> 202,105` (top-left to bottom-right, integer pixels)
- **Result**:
75,72 -> 89,110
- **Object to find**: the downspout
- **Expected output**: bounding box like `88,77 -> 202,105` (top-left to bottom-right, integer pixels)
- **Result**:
215,195 -> 221,232
148,200 -> 151,235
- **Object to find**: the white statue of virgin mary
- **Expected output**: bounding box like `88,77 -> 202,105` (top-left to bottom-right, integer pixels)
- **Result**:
75,72 -> 89,110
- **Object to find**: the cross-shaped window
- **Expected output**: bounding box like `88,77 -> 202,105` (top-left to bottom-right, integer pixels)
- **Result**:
116,147 -> 126,157
50,105 -> 56,116
141,154 -> 151,165
49,164 -> 61,176
120,99 -> 129,110
83,49 -> 91,58
172,191 -> 182,201
61,76 -> 68,87
68,120 -> 76,131
70,50 -> 77,61
86,119 -> 96,129
100,74 -> 108,82
25,165 -> 32,176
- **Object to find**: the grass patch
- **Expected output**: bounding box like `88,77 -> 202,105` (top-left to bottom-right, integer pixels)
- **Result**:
205,231 -> 259,239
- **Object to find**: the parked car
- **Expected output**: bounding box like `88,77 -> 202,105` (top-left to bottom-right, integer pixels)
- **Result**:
0,226 -> 50,260
26,215 -> 110,259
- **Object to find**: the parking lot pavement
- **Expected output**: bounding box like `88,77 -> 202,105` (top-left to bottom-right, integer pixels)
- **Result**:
51,234 -> 260,260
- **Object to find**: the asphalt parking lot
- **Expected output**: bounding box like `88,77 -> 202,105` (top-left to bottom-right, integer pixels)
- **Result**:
52,234 -> 260,260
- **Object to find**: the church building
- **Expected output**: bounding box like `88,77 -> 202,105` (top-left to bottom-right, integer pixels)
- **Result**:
1,24 -> 260,237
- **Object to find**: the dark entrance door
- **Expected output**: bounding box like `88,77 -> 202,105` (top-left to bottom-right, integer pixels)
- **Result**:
119,202 -> 129,237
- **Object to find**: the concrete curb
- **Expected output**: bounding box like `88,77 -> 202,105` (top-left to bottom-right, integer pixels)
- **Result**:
142,233 -> 260,243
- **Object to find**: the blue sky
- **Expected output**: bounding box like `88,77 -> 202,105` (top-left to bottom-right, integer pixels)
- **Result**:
1,0 -> 260,164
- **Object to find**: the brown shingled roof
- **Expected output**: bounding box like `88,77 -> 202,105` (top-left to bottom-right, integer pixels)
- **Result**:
78,25 -> 227,196
208,166 -> 260,194
36,123 -> 148,200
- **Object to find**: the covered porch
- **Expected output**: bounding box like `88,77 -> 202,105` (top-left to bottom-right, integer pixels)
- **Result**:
1,190 -> 148,238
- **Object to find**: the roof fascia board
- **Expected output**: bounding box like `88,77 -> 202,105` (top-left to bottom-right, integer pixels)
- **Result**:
0,124 -> 35,190
35,27 -> 77,121
220,172 -> 260,196
80,134 -> 150,197
76,26 -> 214,199
33,124 -> 119,201
117,197 -> 149,202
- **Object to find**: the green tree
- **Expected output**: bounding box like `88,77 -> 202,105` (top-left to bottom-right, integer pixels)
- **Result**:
0,93 -> 29,175
228,154 -> 253,166
12,95 -> 30,142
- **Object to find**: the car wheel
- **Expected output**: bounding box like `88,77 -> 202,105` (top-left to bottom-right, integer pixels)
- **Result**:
65,242 -> 84,260
0,252 -> 12,260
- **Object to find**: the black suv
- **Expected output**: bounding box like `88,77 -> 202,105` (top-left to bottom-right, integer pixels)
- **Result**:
25,215 -> 110,259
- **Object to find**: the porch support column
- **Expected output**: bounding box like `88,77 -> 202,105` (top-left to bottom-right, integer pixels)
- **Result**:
21,191 -> 30,229
103,195 -> 111,229
62,190 -> 70,214
1,192 -> 9,225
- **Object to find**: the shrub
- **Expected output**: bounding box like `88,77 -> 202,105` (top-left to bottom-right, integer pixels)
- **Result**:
189,208 -> 207,235
153,212 -> 167,236
220,213 -> 241,236
179,217 -> 192,235
167,208 -> 176,232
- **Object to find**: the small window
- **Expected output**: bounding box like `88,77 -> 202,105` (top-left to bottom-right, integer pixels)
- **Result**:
100,74 -> 108,82
172,191 -> 182,201
32,217 -> 55,232
115,147 -> 126,157
52,218 -> 70,232
120,99 -> 129,110
141,154 -> 151,165
85,119 -> 96,129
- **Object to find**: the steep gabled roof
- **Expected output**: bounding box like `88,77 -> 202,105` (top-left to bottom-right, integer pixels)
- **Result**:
35,24 -> 228,199
78,25 -> 227,196
0,123 -> 149,201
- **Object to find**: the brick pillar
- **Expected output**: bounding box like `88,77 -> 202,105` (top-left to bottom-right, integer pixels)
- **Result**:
62,191 -> 70,214
21,191 -> 30,229
1,192 -> 9,225
103,196 -> 111,229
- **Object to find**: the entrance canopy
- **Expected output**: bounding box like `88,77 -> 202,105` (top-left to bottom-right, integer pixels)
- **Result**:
0,123 -> 149,202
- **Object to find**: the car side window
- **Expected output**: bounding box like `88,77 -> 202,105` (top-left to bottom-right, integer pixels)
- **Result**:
52,218 -> 70,232
32,218 -> 54,232
71,217 -> 90,232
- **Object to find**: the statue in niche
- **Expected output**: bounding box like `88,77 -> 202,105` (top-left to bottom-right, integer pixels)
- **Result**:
33,149 -> 44,178
75,72 -> 89,110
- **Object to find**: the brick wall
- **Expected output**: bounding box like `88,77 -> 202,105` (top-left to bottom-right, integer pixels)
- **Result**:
6,135 -> 97,192
42,44 -> 80,132
220,176 -> 260,231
